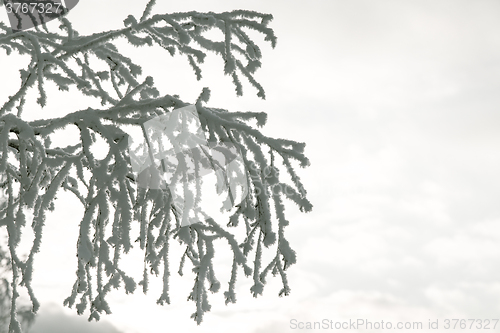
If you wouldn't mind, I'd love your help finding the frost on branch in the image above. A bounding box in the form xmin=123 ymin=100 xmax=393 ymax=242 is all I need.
xmin=0 ymin=1 xmax=312 ymax=330
xmin=0 ymin=245 xmax=35 ymax=333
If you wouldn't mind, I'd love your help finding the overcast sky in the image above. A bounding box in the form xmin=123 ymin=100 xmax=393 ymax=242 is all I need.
xmin=2 ymin=0 xmax=500 ymax=332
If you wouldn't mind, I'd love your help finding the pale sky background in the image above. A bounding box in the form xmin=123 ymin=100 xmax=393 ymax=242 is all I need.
xmin=1 ymin=0 xmax=500 ymax=332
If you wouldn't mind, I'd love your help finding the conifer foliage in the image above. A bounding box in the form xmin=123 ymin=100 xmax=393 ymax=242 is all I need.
xmin=0 ymin=246 xmax=35 ymax=333
xmin=0 ymin=0 xmax=312 ymax=331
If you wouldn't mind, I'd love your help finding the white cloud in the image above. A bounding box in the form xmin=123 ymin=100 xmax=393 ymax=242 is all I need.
xmin=423 ymin=226 xmax=500 ymax=267
xmin=28 ymin=303 xmax=123 ymax=333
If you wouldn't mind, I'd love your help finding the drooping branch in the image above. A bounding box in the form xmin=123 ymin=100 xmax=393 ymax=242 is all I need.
xmin=0 ymin=3 xmax=312 ymax=330
xmin=0 ymin=8 xmax=277 ymax=117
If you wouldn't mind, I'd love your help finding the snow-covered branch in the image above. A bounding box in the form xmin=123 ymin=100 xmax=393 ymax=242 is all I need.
xmin=0 ymin=2 xmax=312 ymax=331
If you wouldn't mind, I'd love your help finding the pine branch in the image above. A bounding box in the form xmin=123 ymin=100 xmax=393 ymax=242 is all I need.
xmin=0 ymin=4 xmax=312 ymax=330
